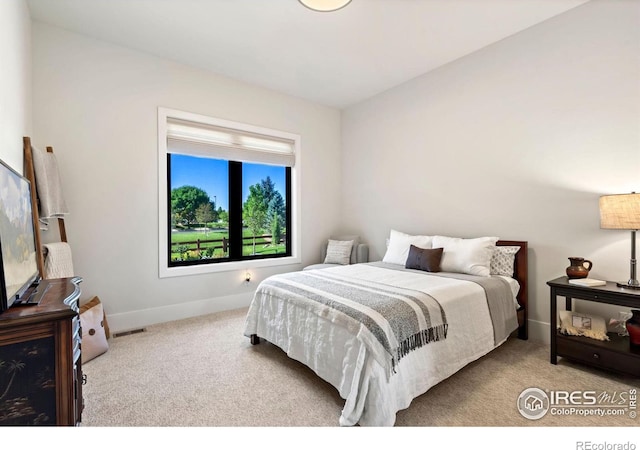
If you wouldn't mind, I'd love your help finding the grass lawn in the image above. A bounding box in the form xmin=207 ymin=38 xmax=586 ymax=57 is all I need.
xmin=170 ymin=228 xmax=286 ymax=260
xmin=171 ymin=230 xmax=228 ymax=243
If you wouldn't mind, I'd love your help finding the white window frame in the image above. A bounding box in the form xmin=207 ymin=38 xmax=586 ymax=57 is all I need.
xmin=158 ymin=107 xmax=301 ymax=278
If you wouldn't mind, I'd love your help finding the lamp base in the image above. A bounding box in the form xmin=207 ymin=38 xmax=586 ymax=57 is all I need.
xmin=616 ymin=280 xmax=640 ymax=290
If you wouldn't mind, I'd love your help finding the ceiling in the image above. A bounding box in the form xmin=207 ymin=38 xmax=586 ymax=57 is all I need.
xmin=26 ymin=0 xmax=590 ymax=109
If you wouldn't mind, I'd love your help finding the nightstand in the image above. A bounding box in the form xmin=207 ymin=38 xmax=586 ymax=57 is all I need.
xmin=547 ymin=276 xmax=640 ymax=377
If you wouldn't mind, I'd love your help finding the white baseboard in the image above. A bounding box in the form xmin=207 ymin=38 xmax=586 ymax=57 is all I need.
xmin=106 ymin=295 xmax=555 ymax=347
xmin=527 ymin=319 xmax=551 ymax=345
xmin=106 ymin=291 xmax=255 ymax=334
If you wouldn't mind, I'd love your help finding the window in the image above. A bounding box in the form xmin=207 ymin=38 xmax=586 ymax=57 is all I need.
xmin=158 ymin=108 xmax=300 ymax=277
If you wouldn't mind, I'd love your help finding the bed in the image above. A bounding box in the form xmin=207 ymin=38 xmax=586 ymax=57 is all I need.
xmin=243 ymin=235 xmax=528 ymax=426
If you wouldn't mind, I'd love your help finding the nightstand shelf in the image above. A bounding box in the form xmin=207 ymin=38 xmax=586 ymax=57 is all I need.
xmin=548 ymin=276 xmax=640 ymax=377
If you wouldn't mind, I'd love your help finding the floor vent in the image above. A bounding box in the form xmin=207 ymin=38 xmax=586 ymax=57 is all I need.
xmin=112 ymin=328 xmax=147 ymax=338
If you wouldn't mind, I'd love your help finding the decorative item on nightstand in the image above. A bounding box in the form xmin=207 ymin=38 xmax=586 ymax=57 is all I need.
xmin=565 ymin=257 xmax=592 ymax=279
xmin=558 ymin=310 xmax=609 ymax=341
xmin=625 ymin=309 xmax=640 ymax=346
xmin=608 ymin=311 xmax=632 ymax=336
xmin=599 ymin=192 xmax=640 ymax=289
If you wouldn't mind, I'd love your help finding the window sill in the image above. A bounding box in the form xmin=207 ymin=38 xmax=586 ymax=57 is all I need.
xmin=159 ymin=255 xmax=301 ymax=278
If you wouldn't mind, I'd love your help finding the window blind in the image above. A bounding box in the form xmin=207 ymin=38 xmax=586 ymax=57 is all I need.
xmin=166 ymin=118 xmax=295 ymax=167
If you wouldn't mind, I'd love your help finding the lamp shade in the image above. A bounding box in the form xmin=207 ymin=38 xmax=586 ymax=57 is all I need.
xmin=599 ymin=193 xmax=640 ymax=230
xmin=298 ymin=0 xmax=352 ymax=12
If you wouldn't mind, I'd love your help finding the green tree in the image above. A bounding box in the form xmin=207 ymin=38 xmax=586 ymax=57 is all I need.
xmin=243 ymin=184 xmax=267 ymax=255
xmin=270 ymin=215 xmax=282 ymax=250
xmin=171 ymin=185 xmax=210 ymax=227
xmin=195 ymin=202 xmax=215 ymax=229
xmin=267 ymin=191 xmax=285 ymax=233
xmin=218 ymin=209 xmax=229 ymax=224
xmin=261 ymin=177 xmax=276 ymax=205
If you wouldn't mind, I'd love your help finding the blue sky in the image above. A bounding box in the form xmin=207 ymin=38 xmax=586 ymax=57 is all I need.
xmin=170 ymin=154 xmax=285 ymax=211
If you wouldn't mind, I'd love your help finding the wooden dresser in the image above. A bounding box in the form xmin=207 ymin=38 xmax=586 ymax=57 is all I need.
xmin=0 ymin=277 xmax=83 ymax=426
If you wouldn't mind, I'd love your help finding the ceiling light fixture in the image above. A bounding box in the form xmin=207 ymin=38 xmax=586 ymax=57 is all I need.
xmin=298 ymin=0 xmax=352 ymax=12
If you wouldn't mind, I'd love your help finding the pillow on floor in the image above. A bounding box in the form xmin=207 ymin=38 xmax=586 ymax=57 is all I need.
xmin=80 ymin=297 xmax=110 ymax=363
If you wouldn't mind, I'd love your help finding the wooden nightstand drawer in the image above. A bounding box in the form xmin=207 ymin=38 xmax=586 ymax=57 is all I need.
xmin=556 ymin=334 xmax=640 ymax=377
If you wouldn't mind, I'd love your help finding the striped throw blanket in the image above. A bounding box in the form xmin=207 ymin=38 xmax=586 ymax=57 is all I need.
xmin=255 ymin=268 xmax=448 ymax=377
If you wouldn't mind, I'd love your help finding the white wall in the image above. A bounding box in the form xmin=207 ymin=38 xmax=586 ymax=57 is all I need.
xmin=341 ymin=0 xmax=640 ymax=342
xmin=0 ymin=0 xmax=32 ymax=172
xmin=32 ymin=23 xmax=342 ymax=332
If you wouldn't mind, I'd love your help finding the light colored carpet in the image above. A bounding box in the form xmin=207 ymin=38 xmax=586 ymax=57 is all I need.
xmin=81 ymin=307 xmax=639 ymax=427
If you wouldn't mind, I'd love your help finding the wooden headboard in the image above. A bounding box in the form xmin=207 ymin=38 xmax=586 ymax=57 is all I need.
xmin=496 ymin=240 xmax=528 ymax=340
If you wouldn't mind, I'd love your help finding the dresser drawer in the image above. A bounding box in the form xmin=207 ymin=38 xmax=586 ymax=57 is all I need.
xmin=557 ymin=335 xmax=640 ymax=377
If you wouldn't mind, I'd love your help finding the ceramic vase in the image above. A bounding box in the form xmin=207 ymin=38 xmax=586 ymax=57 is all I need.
xmin=566 ymin=257 xmax=593 ymax=279
xmin=626 ymin=310 xmax=640 ymax=347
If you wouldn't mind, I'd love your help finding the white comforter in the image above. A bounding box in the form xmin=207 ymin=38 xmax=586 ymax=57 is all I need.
xmin=243 ymin=263 xmax=518 ymax=426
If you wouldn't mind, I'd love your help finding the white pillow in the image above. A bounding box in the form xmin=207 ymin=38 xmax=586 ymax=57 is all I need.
xmin=432 ymin=235 xmax=499 ymax=277
xmin=324 ymin=239 xmax=354 ymax=265
xmin=382 ymin=229 xmax=433 ymax=265
xmin=490 ymin=246 xmax=520 ymax=277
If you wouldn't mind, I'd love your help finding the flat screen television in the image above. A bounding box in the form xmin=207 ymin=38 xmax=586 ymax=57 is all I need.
xmin=0 ymin=157 xmax=40 ymax=312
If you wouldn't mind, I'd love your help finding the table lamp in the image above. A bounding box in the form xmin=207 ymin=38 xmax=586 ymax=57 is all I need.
xmin=599 ymin=192 xmax=640 ymax=289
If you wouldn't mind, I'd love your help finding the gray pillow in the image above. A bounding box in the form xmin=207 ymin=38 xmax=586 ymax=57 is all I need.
xmin=324 ymin=239 xmax=354 ymax=265
xmin=329 ymin=234 xmax=360 ymax=263
xmin=405 ymin=245 xmax=443 ymax=272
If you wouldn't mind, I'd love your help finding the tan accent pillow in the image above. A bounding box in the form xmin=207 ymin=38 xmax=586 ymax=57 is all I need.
xmin=558 ymin=310 xmax=609 ymax=341
xmin=80 ymin=296 xmax=110 ymax=339
xmin=80 ymin=297 xmax=109 ymax=363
